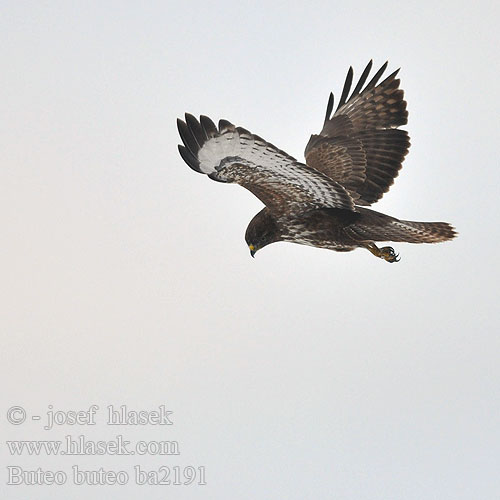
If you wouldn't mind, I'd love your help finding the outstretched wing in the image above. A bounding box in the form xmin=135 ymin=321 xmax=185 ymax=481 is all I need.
xmin=177 ymin=114 xmax=355 ymax=214
xmin=305 ymin=61 xmax=410 ymax=206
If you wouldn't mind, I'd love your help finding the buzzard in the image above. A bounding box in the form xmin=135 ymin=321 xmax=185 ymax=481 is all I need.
xmin=177 ymin=61 xmax=456 ymax=262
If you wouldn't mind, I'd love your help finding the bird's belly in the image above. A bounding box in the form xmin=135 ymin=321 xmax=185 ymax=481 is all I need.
xmin=280 ymin=225 xmax=355 ymax=252
xmin=287 ymin=237 xmax=355 ymax=252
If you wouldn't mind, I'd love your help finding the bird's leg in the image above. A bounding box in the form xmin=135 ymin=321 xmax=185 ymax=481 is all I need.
xmin=364 ymin=242 xmax=400 ymax=263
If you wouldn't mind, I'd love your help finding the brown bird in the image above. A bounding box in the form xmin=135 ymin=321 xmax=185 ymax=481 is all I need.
xmin=177 ymin=61 xmax=456 ymax=262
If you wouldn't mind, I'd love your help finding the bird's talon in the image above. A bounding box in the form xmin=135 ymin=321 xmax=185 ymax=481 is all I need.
xmin=380 ymin=246 xmax=400 ymax=263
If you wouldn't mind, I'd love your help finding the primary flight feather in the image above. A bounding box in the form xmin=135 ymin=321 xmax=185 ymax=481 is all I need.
xmin=177 ymin=61 xmax=456 ymax=262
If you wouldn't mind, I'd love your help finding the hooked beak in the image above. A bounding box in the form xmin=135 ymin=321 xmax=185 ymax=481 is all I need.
xmin=249 ymin=244 xmax=256 ymax=258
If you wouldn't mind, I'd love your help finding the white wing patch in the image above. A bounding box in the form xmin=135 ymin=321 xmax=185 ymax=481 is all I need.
xmin=178 ymin=114 xmax=355 ymax=212
xmin=198 ymin=127 xmax=293 ymax=174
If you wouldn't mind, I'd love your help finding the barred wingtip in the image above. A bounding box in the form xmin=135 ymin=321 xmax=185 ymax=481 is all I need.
xmin=332 ymin=60 xmax=400 ymax=114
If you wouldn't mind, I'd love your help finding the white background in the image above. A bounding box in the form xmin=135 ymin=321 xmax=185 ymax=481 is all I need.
xmin=2 ymin=1 xmax=499 ymax=498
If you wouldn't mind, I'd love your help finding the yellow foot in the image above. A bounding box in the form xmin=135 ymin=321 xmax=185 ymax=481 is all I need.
xmin=365 ymin=243 xmax=401 ymax=263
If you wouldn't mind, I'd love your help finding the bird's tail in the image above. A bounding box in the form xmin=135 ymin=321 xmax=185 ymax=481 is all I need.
xmin=383 ymin=219 xmax=457 ymax=243
xmin=349 ymin=208 xmax=457 ymax=244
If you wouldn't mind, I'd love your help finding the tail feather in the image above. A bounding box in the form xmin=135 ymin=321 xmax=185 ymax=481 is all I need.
xmin=387 ymin=220 xmax=457 ymax=243
xmin=348 ymin=208 xmax=457 ymax=244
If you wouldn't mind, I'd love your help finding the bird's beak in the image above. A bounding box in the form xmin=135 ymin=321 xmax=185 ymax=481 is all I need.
xmin=249 ymin=244 xmax=256 ymax=258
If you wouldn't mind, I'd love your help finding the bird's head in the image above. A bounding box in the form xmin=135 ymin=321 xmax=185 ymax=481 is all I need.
xmin=245 ymin=208 xmax=281 ymax=258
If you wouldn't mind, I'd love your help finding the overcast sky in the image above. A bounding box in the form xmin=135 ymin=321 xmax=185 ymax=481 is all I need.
xmin=2 ymin=1 xmax=500 ymax=499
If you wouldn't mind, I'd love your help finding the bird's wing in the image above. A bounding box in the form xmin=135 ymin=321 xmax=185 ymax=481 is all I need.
xmin=304 ymin=61 xmax=410 ymax=206
xmin=178 ymin=114 xmax=355 ymax=214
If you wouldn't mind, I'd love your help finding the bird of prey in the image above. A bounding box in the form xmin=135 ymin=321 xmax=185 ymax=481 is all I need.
xmin=177 ymin=61 xmax=456 ymax=263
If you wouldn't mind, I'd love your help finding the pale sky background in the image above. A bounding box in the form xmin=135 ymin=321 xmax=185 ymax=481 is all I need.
xmin=2 ymin=1 xmax=500 ymax=499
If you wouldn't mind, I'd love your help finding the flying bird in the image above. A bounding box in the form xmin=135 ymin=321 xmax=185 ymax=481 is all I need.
xmin=177 ymin=61 xmax=456 ymax=262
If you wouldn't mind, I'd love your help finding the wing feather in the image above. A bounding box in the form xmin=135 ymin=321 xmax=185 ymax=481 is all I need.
xmin=350 ymin=60 xmax=373 ymax=97
xmin=178 ymin=114 xmax=354 ymax=213
xmin=364 ymin=61 xmax=389 ymax=91
xmin=176 ymin=119 xmax=198 ymax=158
xmin=199 ymin=115 xmax=218 ymax=139
xmin=305 ymin=62 xmax=409 ymax=205
xmin=178 ymin=144 xmax=201 ymax=173
xmin=337 ymin=66 xmax=353 ymax=110
xmin=325 ymin=92 xmax=334 ymax=121
xmin=185 ymin=113 xmax=205 ymax=146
